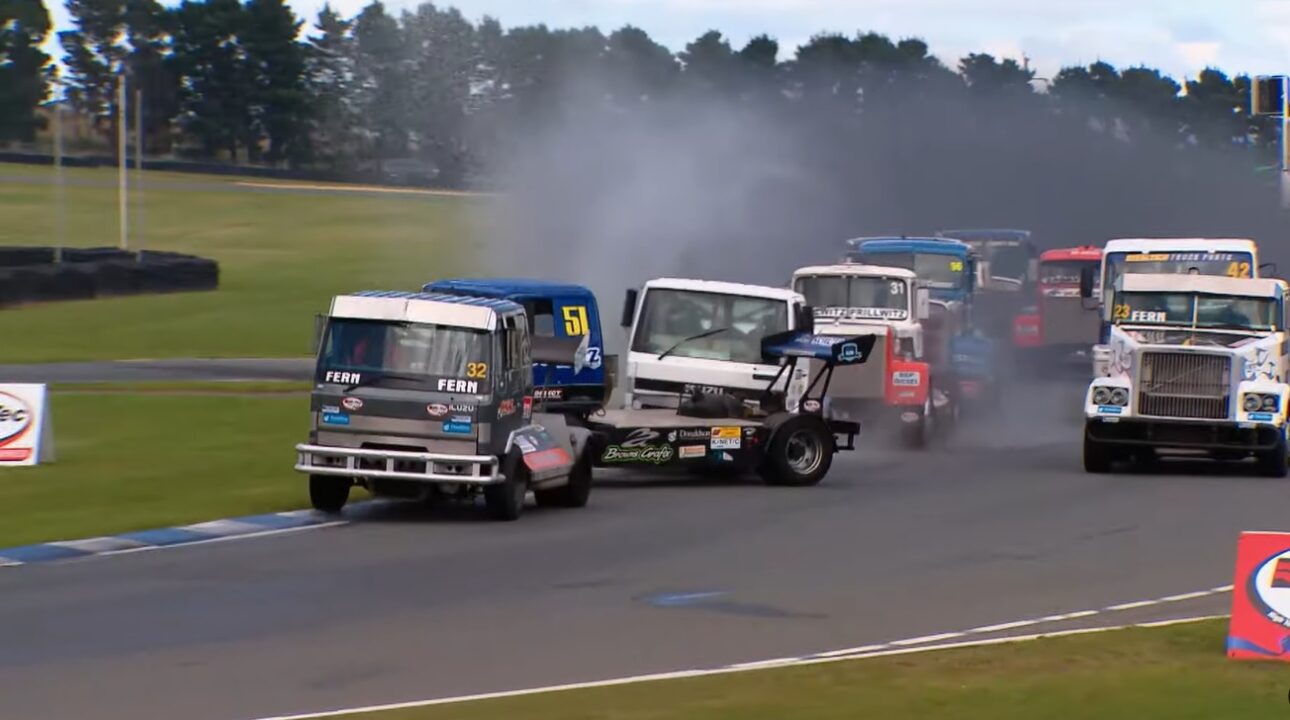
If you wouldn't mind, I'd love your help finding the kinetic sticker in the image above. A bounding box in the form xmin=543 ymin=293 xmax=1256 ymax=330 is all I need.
xmin=711 ymin=426 xmax=741 ymax=450
xmin=1228 ymin=532 xmax=1290 ymax=660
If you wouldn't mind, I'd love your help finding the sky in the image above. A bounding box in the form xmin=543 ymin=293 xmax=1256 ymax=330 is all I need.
xmin=41 ymin=0 xmax=1290 ymax=84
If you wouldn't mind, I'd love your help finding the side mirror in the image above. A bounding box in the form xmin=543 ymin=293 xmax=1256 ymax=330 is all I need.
xmin=1079 ymin=266 xmax=1095 ymax=298
xmin=915 ymin=287 xmax=930 ymax=320
xmin=620 ymin=288 xmax=638 ymax=328
xmin=1028 ymin=258 xmax=1039 ymax=284
xmin=797 ymin=304 xmax=816 ymax=335
xmin=312 ymin=314 xmax=326 ymax=355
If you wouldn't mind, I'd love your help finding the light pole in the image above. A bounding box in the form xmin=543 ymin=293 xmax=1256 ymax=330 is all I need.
xmin=52 ymin=82 xmax=66 ymax=258
xmin=117 ymin=71 xmax=128 ymax=250
xmin=1251 ymin=74 xmax=1290 ymax=209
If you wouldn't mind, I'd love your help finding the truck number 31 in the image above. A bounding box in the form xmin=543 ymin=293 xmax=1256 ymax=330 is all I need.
xmin=563 ymin=306 xmax=590 ymax=335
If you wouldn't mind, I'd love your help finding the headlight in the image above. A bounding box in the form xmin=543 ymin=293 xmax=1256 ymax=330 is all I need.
xmin=1243 ymin=393 xmax=1261 ymax=412
xmin=1093 ymin=387 xmax=1111 ymax=405
xmin=1109 ymin=388 xmax=1128 ymax=406
xmin=1263 ymin=394 xmax=1280 ymax=412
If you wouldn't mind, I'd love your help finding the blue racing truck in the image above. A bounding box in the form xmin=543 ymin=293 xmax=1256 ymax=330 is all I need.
xmin=422 ymin=278 xmax=613 ymax=417
xmin=844 ymin=236 xmax=998 ymax=410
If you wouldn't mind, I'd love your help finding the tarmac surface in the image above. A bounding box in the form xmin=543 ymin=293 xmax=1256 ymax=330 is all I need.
xmin=0 ymin=375 xmax=1271 ymax=720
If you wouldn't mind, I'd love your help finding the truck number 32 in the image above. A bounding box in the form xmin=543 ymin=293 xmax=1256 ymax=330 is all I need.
xmin=563 ymin=306 xmax=590 ymax=336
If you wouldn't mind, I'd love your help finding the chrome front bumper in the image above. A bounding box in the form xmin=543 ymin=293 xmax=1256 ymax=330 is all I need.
xmin=294 ymin=443 xmax=503 ymax=484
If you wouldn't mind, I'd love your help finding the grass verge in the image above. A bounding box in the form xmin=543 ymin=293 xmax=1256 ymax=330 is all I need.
xmin=0 ymin=163 xmax=484 ymax=363
xmin=326 ymin=619 xmax=1284 ymax=720
xmin=0 ymin=386 xmax=315 ymax=547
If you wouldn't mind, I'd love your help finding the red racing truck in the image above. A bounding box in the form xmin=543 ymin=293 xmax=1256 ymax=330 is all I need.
xmin=1012 ymin=246 xmax=1102 ymax=374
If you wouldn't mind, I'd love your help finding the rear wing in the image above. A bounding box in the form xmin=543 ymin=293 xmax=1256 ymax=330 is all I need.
xmin=760 ymin=330 xmax=878 ymax=366
xmin=530 ymin=335 xmax=586 ymax=367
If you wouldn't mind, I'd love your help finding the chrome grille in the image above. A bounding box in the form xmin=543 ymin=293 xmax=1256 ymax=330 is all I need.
xmin=1136 ymin=351 xmax=1230 ymax=420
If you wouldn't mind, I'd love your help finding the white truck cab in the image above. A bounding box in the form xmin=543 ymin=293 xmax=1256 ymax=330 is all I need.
xmin=1084 ymin=273 xmax=1290 ymax=476
xmin=620 ymin=278 xmax=812 ymax=411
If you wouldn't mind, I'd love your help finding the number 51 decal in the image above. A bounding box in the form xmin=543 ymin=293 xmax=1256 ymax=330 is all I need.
xmin=563 ymin=305 xmax=589 ymax=336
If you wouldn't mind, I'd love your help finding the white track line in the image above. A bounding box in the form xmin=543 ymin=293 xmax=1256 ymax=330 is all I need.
xmin=248 ymin=598 xmax=1231 ymax=720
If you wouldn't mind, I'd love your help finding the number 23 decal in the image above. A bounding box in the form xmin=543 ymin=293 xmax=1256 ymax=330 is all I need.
xmin=1112 ymin=304 xmax=1130 ymax=320
xmin=467 ymin=362 xmax=488 ymax=379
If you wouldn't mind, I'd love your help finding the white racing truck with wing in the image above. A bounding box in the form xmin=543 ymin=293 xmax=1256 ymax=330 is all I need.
xmin=1084 ymin=273 xmax=1290 ymax=476
xmin=619 ymin=278 xmax=813 ymax=412
xmin=790 ymin=263 xmax=948 ymax=447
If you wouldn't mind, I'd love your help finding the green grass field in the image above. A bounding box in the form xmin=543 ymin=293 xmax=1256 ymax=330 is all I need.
xmin=328 ymin=619 xmax=1282 ymax=720
xmin=0 ymin=384 xmax=331 ymax=547
xmin=0 ymin=164 xmax=485 ymax=363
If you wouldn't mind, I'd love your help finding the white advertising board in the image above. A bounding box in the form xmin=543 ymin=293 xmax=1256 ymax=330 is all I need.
xmin=0 ymin=384 xmax=53 ymax=466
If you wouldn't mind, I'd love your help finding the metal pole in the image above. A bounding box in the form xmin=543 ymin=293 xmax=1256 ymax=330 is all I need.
xmin=117 ymin=74 xmax=128 ymax=250
xmin=53 ymin=99 xmax=65 ymax=259
xmin=1281 ymin=75 xmax=1290 ymax=210
xmin=134 ymin=87 xmax=143 ymax=248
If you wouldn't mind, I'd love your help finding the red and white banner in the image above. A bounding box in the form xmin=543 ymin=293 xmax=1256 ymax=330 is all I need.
xmin=1227 ymin=531 xmax=1290 ymax=660
xmin=0 ymin=384 xmax=53 ymax=467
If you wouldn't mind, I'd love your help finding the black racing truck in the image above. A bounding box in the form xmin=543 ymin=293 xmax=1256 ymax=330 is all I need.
xmin=582 ymin=327 xmax=878 ymax=485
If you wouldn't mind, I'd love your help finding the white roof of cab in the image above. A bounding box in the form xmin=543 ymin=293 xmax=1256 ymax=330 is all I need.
xmin=329 ymin=292 xmax=508 ymax=331
xmin=644 ymin=277 xmax=802 ymax=302
xmin=793 ymin=264 xmax=918 ymax=280
xmin=1119 ymin=273 xmax=1285 ymax=298
xmin=1104 ymin=237 xmax=1258 ymax=254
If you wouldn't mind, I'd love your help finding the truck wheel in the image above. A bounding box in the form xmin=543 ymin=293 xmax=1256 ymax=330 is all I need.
xmin=901 ymin=400 xmax=931 ymax=449
xmin=534 ymin=450 xmax=593 ymax=508
xmin=1083 ymin=432 xmax=1111 ymax=474
xmin=1258 ymin=431 xmax=1288 ymax=478
xmin=761 ymin=416 xmax=833 ymax=486
xmin=309 ymin=475 xmax=350 ymax=514
xmin=485 ymin=451 xmax=528 ymax=521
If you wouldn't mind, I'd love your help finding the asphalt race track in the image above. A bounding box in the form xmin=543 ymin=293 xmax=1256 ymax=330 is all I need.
xmin=0 ymin=376 xmax=1278 ymax=720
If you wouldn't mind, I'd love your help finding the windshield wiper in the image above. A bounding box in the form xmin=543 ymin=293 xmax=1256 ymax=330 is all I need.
xmin=657 ymin=326 xmax=731 ymax=360
xmin=341 ymin=372 xmax=427 ymax=393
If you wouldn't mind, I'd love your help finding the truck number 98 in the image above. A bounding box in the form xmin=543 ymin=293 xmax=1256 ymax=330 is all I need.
xmin=563 ymin=306 xmax=589 ymax=336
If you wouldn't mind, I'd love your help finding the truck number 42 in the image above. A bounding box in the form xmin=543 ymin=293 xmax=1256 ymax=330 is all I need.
xmin=563 ymin=306 xmax=589 ymax=336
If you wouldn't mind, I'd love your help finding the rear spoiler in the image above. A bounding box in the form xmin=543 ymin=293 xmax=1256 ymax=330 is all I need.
xmin=760 ymin=330 xmax=878 ymax=365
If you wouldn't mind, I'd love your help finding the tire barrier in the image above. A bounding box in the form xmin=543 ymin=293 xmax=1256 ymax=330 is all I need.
xmin=0 ymin=247 xmax=219 ymax=308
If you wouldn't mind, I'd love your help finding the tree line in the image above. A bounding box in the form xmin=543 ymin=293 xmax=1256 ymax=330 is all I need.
xmin=0 ymin=0 xmax=1281 ymax=187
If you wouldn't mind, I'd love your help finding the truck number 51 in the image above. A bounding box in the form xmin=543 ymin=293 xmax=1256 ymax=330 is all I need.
xmin=563 ymin=306 xmax=589 ymax=335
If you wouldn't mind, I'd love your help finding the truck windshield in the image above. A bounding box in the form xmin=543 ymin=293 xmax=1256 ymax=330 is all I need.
xmin=985 ymin=243 xmax=1029 ymax=282
xmin=318 ymin=318 xmax=492 ymax=386
xmin=630 ymin=288 xmax=788 ymax=364
xmin=1103 ymin=251 xmax=1255 ymax=305
xmin=856 ymin=252 xmax=965 ymax=290
xmin=794 ymin=275 xmax=910 ymax=320
xmin=1042 ymin=261 xmax=1097 ymax=284
xmin=1113 ymin=291 xmax=1278 ymax=331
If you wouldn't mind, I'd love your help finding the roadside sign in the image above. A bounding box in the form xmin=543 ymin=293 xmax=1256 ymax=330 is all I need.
xmin=1227 ymin=531 xmax=1290 ymax=660
xmin=0 ymin=384 xmax=54 ymax=466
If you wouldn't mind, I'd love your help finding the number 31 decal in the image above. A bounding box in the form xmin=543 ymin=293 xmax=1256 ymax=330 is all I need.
xmin=467 ymin=362 xmax=488 ymax=379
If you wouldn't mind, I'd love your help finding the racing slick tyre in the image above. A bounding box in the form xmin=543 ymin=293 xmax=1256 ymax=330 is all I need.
xmin=486 ymin=450 xmax=529 ymax=521
xmin=309 ymin=475 xmax=350 ymax=514
xmin=1082 ymin=432 xmax=1111 ymax=474
xmin=1258 ymin=430 xmax=1289 ymax=478
xmin=534 ymin=449 xmax=593 ymax=508
xmin=761 ymin=415 xmax=833 ymax=487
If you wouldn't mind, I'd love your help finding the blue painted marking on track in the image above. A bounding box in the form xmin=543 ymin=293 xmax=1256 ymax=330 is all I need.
xmin=644 ymin=591 xmax=728 ymax=608
xmin=0 ymin=507 xmax=346 ymax=568
xmin=0 ymin=544 xmax=93 ymax=563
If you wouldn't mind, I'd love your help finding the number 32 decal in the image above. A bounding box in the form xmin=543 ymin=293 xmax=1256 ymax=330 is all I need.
xmin=467 ymin=362 xmax=488 ymax=379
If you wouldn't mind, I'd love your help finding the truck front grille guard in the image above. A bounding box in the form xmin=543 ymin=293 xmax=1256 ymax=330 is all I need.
xmin=1135 ymin=351 xmax=1231 ymax=421
xmin=295 ymin=443 xmax=504 ymax=484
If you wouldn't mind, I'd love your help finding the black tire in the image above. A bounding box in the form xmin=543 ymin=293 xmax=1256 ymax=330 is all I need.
xmin=309 ymin=475 xmax=350 ymax=514
xmin=901 ymin=401 xmax=931 ymax=449
xmin=761 ymin=416 xmax=834 ymax=487
xmin=1259 ymin=431 xmax=1288 ymax=478
xmin=485 ymin=451 xmax=528 ymax=521
xmin=534 ymin=448 xmax=593 ymax=508
xmin=1083 ymin=431 xmax=1111 ymax=473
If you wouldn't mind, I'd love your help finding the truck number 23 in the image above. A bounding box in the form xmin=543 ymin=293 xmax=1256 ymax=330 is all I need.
xmin=563 ymin=306 xmax=590 ymax=336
